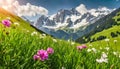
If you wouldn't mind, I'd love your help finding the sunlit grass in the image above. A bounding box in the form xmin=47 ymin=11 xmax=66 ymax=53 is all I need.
xmin=0 ymin=19 xmax=120 ymax=69
xmin=0 ymin=8 xmax=120 ymax=69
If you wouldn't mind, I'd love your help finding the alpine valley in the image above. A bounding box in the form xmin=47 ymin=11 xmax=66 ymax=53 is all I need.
xmin=1 ymin=0 xmax=120 ymax=69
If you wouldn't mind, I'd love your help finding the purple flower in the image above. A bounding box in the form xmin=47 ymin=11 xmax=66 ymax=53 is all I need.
xmin=77 ymin=46 xmax=83 ymax=50
xmin=2 ymin=19 xmax=11 ymax=27
xmin=47 ymin=47 xmax=54 ymax=54
xmin=82 ymin=45 xmax=87 ymax=49
xmin=33 ymin=55 xmax=40 ymax=60
xmin=37 ymin=49 xmax=48 ymax=61
xmin=77 ymin=45 xmax=87 ymax=50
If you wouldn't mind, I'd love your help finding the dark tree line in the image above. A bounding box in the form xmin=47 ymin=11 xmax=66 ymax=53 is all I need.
xmin=111 ymin=31 xmax=120 ymax=38
xmin=117 ymin=18 xmax=120 ymax=21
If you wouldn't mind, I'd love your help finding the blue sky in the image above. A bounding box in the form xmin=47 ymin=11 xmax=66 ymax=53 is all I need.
xmin=18 ymin=0 xmax=120 ymax=15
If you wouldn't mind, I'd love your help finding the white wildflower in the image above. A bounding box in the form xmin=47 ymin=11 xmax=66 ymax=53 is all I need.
xmin=96 ymin=59 xmax=103 ymax=63
xmin=67 ymin=39 xmax=70 ymax=42
xmin=42 ymin=34 xmax=46 ymax=36
xmin=53 ymin=39 xmax=57 ymax=42
xmin=114 ymin=40 xmax=117 ymax=43
xmin=96 ymin=58 xmax=108 ymax=63
xmin=62 ymin=67 xmax=66 ymax=69
xmin=105 ymin=38 xmax=110 ymax=42
xmin=31 ymin=31 xmax=37 ymax=36
xmin=113 ymin=52 xmax=118 ymax=56
xmin=92 ymin=48 xmax=97 ymax=53
xmin=14 ymin=22 xmax=20 ymax=26
xmin=102 ymin=52 xmax=108 ymax=58
xmin=96 ymin=53 xmax=108 ymax=63
xmin=71 ymin=42 xmax=75 ymax=45
xmin=103 ymin=58 xmax=108 ymax=63
xmin=87 ymin=49 xmax=92 ymax=52
xmin=105 ymin=47 xmax=109 ymax=51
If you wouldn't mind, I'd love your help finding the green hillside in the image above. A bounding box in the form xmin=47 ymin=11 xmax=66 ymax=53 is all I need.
xmin=91 ymin=11 xmax=120 ymax=39
xmin=0 ymin=7 xmax=44 ymax=33
xmin=85 ymin=10 xmax=120 ymax=50
xmin=90 ymin=25 xmax=120 ymax=42
xmin=76 ymin=8 xmax=120 ymax=43
xmin=91 ymin=26 xmax=120 ymax=39
xmin=0 ymin=8 xmax=120 ymax=69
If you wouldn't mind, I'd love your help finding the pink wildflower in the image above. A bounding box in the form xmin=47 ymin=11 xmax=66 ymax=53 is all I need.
xmin=33 ymin=55 xmax=40 ymax=60
xmin=77 ymin=45 xmax=87 ymax=50
xmin=47 ymin=47 xmax=54 ymax=54
xmin=2 ymin=19 xmax=11 ymax=27
xmin=77 ymin=46 xmax=83 ymax=50
xmin=37 ymin=49 xmax=48 ymax=61
xmin=82 ymin=45 xmax=87 ymax=48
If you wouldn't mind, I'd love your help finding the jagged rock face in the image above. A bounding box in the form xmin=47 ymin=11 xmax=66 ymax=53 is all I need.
xmin=54 ymin=10 xmax=71 ymax=23
xmin=71 ymin=8 xmax=81 ymax=15
xmin=66 ymin=18 xmax=73 ymax=27
xmin=34 ymin=15 xmax=47 ymax=27
xmin=45 ymin=19 xmax=56 ymax=26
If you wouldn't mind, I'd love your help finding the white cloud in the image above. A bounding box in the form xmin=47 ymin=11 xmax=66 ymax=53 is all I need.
xmin=16 ymin=3 xmax=48 ymax=16
xmin=0 ymin=0 xmax=15 ymax=13
xmin=75 ymin=4 xmax=88 ymax=15
xmin=0 ymin=0 xmax=15 ymax=6
xmin=0 ymin=0 xmax=48 ymax=17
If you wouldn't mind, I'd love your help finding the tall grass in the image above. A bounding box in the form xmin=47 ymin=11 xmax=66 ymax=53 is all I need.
xmin=0 ymin=21 xmax=120 ymax=69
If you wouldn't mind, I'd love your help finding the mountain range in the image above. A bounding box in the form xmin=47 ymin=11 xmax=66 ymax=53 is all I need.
xmin=32 ymin=4 xmax=114 ymax=40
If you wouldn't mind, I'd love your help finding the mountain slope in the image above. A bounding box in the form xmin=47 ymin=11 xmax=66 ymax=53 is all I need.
xmin=0 ymin=7 xmax=44 ymax=33
xmin=76 ymin=7 xmax=120 ymax=43
xmin=90 ymin=12 xmax=120 ymax=41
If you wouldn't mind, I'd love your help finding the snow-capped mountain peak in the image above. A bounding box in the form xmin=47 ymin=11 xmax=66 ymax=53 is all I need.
xmin=34 ymin=4 xmax=113 ymax=30
xmin=33 ymin=4 xmax=114 ymax=40
xmin=75 ymin=4 xmax=88 ymax=15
